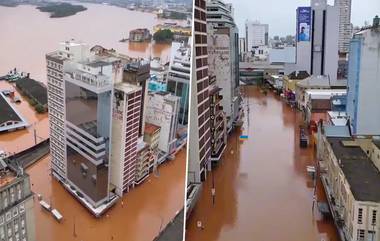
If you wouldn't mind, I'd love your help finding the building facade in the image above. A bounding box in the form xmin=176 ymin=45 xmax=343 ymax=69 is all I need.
xmin=47 ymin=41 xmax=148 ymax=216
xmin=167 ymin=42 xmax=191 ymax=126
xmin=0 ymin=161 xmax=35 ymax=241
xmin=335 ymin=0 xmax=352 ymax=54
xmin=319 ymin=134 xmax=380 ymax=241
xmin=346 ymin=18 xmax=380 ymax=135
xmin=188 ymin=0 xmax=211 ymax=184
xmin=145 ymin=91 xmax=180 ymax=156
xmin=245 ymin=20 xmax=269 ymax=51
xmin=209 ymin=76 xmax=227 ymax=161
xmin=295 ymin=0 xmax=339 ymax=81
xmin=207 ymin=0 xmax=241 ymax=132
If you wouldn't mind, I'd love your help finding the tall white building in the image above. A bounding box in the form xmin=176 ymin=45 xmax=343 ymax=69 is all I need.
xmin=46 ymin=40 xmax=149 ymax=216
xmin=245 ymin=20 xmax=269 ymax=51
xmin=346 ymin=17 xmax=380 ymax=135
xmin=335 ymin=0 xmax=352 ymax=54
xmin=207 ymin=0 xmax=241 ymax=132
xmin=295 ymin=0 xmax=339 ymax=81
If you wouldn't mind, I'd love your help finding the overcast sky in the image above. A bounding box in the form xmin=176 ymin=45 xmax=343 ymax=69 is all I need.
xmin=227 ymin=0 xmax=380 ymax=36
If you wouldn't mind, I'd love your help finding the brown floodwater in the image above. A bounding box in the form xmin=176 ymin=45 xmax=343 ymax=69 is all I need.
xmin=186 ymin=86 xmax=339 ymax=241
xmin=0 ymin=3 xmax=181 ymax=84
xmin=0 ymin=3 xmax=182 ymax=152
xmin=27 ymin=149 xmax=185 ymax=241
xmin=0 ymin=81 xmax=49 ymax=153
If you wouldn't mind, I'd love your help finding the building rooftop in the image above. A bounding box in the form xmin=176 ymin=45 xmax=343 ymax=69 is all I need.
xmin=86 ymin=60 xmax=112 ymax=68
xmin=327 ymin=137 xmax=380 ymax=202
xmin=145 ymin=123 xmax=161 ymax=135
xmin=113 ymin=82 xmax=141 ymax=94
xmin=297 ymin=75 xmax=347 ymax=89
xmin=16 ymin=77 xmax=48 ymax=105
xmin=0 ymin=92 xmax=22 ymax=125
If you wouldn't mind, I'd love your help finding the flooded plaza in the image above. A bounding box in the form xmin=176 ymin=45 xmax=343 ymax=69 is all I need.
xmin=186 ymin=85 xmax=339 ymax=241
xmin=27 ymin=149 xmax=185 ymax=241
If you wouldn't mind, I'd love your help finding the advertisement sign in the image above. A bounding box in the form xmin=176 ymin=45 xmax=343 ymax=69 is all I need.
xmin=297 ymin=7 xmax=311 ymax=42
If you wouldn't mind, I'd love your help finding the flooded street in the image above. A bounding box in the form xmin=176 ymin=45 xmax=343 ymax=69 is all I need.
xmin=186 ymin=86 xmax=339 ymax=241
xmin=27 ymin=149 xmax=186 ymax=241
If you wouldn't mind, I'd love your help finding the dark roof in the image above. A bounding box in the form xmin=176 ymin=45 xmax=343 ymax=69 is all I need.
xmin=327 ymin=137 xmax=380 ymax=202
xmin=153 ymin=209 xmax=184 ymax=241
xmin=373 ymin=139 xmax=380 ymax=150
xmin=311 ymin=99 xmax=331 ymax=111
xmin=16 ymin=78 xmax=47 ymax=105
xmin=0 ymin=94 xmax=21 ymax=125
xmin=288 ymin=71 xmax=310 ymax=80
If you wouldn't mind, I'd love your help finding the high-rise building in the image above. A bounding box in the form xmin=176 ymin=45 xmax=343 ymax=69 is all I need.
xmin=188 ymin=0 xmax=211 ymax=184
xmin=145 ymin=91 xmax=180 ymax=158
xmin=346 ymin=16 xmax=380 ymax=135
xmin=295 ymin=0 xmax=339 ymax=81
xmin=0 ymin=159 xmax=35 ymax=241
xmin=167 ymin=42 xmax=191 ymax=126
xmin=239 ymin=37 xmax=246 ymax=60
xmin=245 ymin=20 xmax=269 ymax=51
xmin=207 ymin=0 xmax=241 ymax=132
xmin=209 ymin=76 xmax=227 ymax=161
xmin=335 ymin=0 xmax=352 ymax=54
xmin=46 ymin=41 xmax=149 ymax=216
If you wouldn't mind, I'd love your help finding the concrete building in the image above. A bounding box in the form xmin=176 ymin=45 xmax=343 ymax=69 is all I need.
xmin=145 ymin=91 xmax=180 ymax=157
xmin=319 ymin=131 xmax=380 ymax=241
xmin=295 ymin=0 xmax=340 ymax=81
xmin=167 ymin=42 xmax=191 ymax=125
xmin=187 ymin=0 xmax=210 ymax=218
xmin=245 ymin=20 xmax=269 ymax=51
xmin=207 ymin=0 xmax=242 ymax=132
xmin=111 ymin=83 xmax=143 ymax=195
xmin=209 ymin=76 xmax=227 ymax=161
xmin=129 ymin=28 xmax=151 ymax=42
xmin=143 ymin=123 xmax=161 ymax=169
xmin=135 ymin=137 xmax=150 ymax=184
xmin=238 ymin=37 xmax=246 ymax=60
xmin=346 ymin=17 xmax=380 ymax=136
xmin=335 ymin=0 xmax=352 ymax=54
xmin=47 ymin=41 xmax=149 ymax=216
xmin=0 ymin=159 xmax=35 ymax=241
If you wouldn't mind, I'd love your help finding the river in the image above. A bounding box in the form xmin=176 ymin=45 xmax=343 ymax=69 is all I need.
xmin=0 ymin=3 xmax=179 ymax=84
xmin=0 ymin=3 xmax=181 ymax=153
xmin=186 ymin=86 xmax=339 ymax=241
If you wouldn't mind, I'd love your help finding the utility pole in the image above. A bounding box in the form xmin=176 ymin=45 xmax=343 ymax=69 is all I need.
xmin=34 ymin=128 xmax=37 ymax=145
xmin=73 ymin=215 xmax=77 ymax=237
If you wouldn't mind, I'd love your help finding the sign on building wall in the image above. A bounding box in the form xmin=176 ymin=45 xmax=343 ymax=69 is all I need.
xmin=297 ymin=7 xmax=311 ymax=42
xmin=208 ymin=30 xmax=231 ymax=82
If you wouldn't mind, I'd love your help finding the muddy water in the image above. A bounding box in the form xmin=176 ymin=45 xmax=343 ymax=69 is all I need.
xmin=186 ymin=86 xmax=339 ymax=241
xmin=27 ymin=148 xmax=186 ymax=241
xmin=0 ymin=81 xmax=49 ymax=153
xmin=0 ymin=4 xmax=179 ymax=84
xmin=0 ymin=3 xmax=180 ymax=152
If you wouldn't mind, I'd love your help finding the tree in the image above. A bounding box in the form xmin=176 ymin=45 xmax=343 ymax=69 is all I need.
xmin=35 ymin=104 xmax=45 ymax=113
xmin=153 ymin=29 xmax=174 ymax=43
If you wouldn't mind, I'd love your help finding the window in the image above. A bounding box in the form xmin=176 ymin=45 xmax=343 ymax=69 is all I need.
xmin=358 ymin=208 xmax=363 ymax=224
xmin=357 ymin=229 xmax=365 ymax=241
xmin=372 ymin=210 xmax=377 ymax=226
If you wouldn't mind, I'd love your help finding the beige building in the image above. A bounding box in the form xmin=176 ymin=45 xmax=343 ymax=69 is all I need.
xmin=0 ymin=160 xmax=35 ymax=241
xmin=135 ymin=138 xmax=150 ymax=184
xmin=143 ymin=123 xmax=161 ymax=170
xmin=319 ymin=132 xmax=380 ymax=241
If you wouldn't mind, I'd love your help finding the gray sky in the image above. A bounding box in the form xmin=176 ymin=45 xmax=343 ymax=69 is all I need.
xmin=227 ymin=0 xmax=380 ymax=36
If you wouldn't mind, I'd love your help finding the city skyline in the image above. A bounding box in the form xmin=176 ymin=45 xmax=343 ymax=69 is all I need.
xmin=228 ymin=0 xmax=380 ymax=36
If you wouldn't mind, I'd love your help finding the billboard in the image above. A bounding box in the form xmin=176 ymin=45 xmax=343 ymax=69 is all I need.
xmin=297 ymin=7 xmax=311 ymax=42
